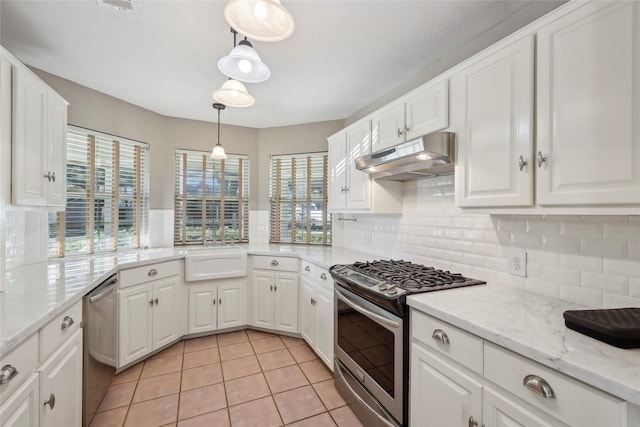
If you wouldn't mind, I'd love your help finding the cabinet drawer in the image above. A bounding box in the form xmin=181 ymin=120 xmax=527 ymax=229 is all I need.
xmin=411 ymin=310 xmax=483 ymax=374
xmin=120 ymin=260 xmax=182 ymax=288
xmin=40 ymin=300 xmax=82 ymax=362
xmin=252 ymin=256 xmax=298 ymax=272
xmin=0 ymin=334 xmax=38 ymax=404
xmin=484 ymin=342 xmax=626 ymax=427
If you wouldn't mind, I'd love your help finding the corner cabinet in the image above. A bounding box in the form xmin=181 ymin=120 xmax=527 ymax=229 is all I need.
xmin=8 ymin=48 xmax=68 ymax=208
xmin=251 ymin=256 xmax=299 ymax=333
xmin=188 ymin=277 xmax=247 ymax=334
xmin=327 ymin=121 xmax=402 ymax=214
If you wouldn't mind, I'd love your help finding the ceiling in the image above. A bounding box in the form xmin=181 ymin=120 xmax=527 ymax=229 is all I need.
xmin=1 ymin=1 xmax=557 ymax=129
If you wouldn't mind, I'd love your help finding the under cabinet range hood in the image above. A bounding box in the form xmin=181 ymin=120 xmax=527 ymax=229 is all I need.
xmin=355 ymin=132 xmax=456 ymax=181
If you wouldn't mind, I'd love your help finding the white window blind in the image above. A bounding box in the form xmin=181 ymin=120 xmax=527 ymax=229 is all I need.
xmin=174 ymin=150 xmax=249 ymax=245
xmin=48 ymin=126 xmax=149 ymax=257
xmin=269 ymin=152 xmax=331 ymax=245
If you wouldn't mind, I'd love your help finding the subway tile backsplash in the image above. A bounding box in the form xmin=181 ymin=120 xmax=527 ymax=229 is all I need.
xmin=335 ymin=175 xmax=640 ymax=308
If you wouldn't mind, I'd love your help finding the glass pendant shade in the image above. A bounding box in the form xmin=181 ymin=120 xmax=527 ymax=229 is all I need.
xmin=224 ymin=0 xmax=295 ymax=42
xmin=210 ymin=144 xmax=227 ymax=160
xmin=213 ymin=79 xmax=255 ymax=108
xmin=217 ymin=40 xmax=271 ymax=83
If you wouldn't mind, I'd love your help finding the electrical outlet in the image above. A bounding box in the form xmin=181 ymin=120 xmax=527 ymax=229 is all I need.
xmin=364 ymin=231 xmax=372 ymax=246
xmin=509 ymin=250 xmax=527 ymax=277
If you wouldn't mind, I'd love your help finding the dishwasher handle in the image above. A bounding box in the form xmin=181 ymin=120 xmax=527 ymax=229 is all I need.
xmin=89 ymin=281 xmax=117 ymax=304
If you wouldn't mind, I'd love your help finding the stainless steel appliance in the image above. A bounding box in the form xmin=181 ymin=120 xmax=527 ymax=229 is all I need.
xmin=83 ymin=274 xmax=118 ymax=427
xmin=330 ymin=260 xmax=485 ymax=427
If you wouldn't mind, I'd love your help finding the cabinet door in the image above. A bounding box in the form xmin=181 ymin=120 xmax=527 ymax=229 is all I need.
xmin=273 ymin=272 xmax=299 ymax=333
xmin=153 ymin=276 xmax=182 ymax=350
xmin=315 ymin=287 xmax=334 ymax=370
xmin=536 ymin=1 xmax=640 ymax=205
xmin=39 ymin=329 xmax=82 ymax=427
xmin=410 ymin=343 xmax=482 ymax=427
xmin=345 ymin=121 xmax=371 ymax=210
xmin=300 ymin=278 xmax=317 ymax=347
xmin=456 ymin=35 xmax=534 ymax=207
xmin=188 ymin=285 xmax=217 ymax=334
xmin=371 ymin=102 xmax=405 ymax=151
xmin=0 ymin=373 xmax=39 ymax=427
xmin=118 ymin=284 xmax=153 ymax=367
xmin=252 ymin=271 xmax=275 ymax=329
xmin=405 ymin=79 xmax=448 ymax=140
xmin=218 ymin=282 xmax=246 ymax=329
xmin=483 ymin=387 xmax=565 ymax=427
xmin=327 ymin=132 xmax=346 ymax=211
xmin=45 ymin=93 xmax=67 ymax=207
xmin=12 ymin=67 xmax=48 ymax=206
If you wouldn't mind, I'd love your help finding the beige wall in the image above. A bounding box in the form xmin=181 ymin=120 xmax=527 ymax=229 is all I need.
xmin=32 ymin=68 xmax=341 ymax=211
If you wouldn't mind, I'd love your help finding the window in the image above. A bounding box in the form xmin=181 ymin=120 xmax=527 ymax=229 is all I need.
xmin=48 ymin=126 xmax=149 ymax=257
xmin=174 ymin=150 xmax=249 ymax=245
xmin=269 ymin=152 xmax=331 ymax=245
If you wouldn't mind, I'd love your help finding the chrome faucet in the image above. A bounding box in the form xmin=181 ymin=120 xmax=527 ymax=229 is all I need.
xmin=204 ymin=229 xmax=217 ymax=247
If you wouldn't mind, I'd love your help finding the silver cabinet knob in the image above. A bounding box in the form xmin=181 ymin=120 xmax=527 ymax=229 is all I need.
xmin=396 ymin=128 xmax=403 ymax=138
xmin=51 ymin=171 xmax=56 ymax=182
xmin=43 ymin=393 xmax=56 ymax=409
xmin=523 ymin=374 xmax=555 ymax=399
xmin=270 ymin=260 xmax=279 ymax=266
xmin=536 ymin=151 xmax=547 ymax=168
xmin=405 ymin=125 xmax=410 ymax=133
xmin=43 ymin=171 xmax=52 ymax=182
xmin=274 ymin=285 xmax=278 ymax=291
xmin=468 ymin=415 xmax=478 ymax=427
xmin=154 ymin=298 xmax=159 ymax=305
xmin=213 ymin=298 xmax=216 ymax=305
xmin=60 ymin=316 xmax=74 ymax=330
xmin=518 ymin=156 xmax=527 ymax=171
xmin=0 ymin=364 xmax=18 ymax=384
xmin=320 ymin=273 xmax=327 ymax=280
xmin=270 ymin=285 xmax=274 ymax=291
xmin=219 ymin=298 xmax=222 ymax=305
xmin=431 ymin=329 xmax=450 ymax=345
xmin=148 ymin=268 xmax=158 ymax=276
xmin=305 ymin=265 xmax=311 ymax=272
xmin=148 ymin=299 xmax=154 ymax=306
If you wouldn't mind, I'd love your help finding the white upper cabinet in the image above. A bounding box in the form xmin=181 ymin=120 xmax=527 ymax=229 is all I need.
xmin=455 ymin=35 xmax=534 ymax=207
xmin=371 ymin=79 xmax=449 ymax=152
xmin=10 ymin=52 xmax=68 ymax=208
xmin=536 ymin=0 xmax=640 ymax=206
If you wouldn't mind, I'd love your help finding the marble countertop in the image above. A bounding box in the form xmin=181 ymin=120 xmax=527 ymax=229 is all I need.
xmin=408 ymin=284 xmax=640 ymax=406
xmin=0 ymin=244 xmax=375 ymax=357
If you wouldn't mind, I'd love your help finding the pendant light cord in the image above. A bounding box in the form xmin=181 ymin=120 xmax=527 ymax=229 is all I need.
xmin=217 ymin=106 xmax=221 ymax=146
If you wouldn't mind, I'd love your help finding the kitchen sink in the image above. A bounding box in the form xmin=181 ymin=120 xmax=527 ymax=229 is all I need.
xmin=184 ymin=246 xmax=247 ymax=281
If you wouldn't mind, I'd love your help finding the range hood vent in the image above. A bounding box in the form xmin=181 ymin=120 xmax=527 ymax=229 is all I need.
xmin=355 ymin=132 xmax=456 ymax=181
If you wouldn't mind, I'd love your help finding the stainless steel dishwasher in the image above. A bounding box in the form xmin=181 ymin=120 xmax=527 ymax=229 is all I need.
xmin=83 ymin=274 xmax=118 ymax=427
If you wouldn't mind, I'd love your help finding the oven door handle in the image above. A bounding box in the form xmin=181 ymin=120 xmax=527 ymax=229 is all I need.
xmin=336 ymin=290 xmax=401 ymax=330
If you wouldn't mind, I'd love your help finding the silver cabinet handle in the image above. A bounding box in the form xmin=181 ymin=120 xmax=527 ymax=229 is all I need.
xmin=468 ymin=415 xmax=478 ymax=427
xmin=340 ymin=187 xmax=345 ymax=193
xmin=310 ymin=297 xmax=314 ymax=305
xmin=405 ymin=125 xmax=410 ymax=133
xmin=270 ymin=260 xmax=279 ymax=266
xmin=154 ymin=298 xmax=159 ymax=305
xmin=431 ymin=329 xmax=450 ymax=345
xmin=148 ymin=299 xmax=154 ymax=306
xmin=305 ymin=265 xmax=311 ymax=272
xmin=523 ymin=374 xmax=555 ymax=399
xmin=536 ymin=151 xmax=547 ymax=168
xmin=60 ymin=315 xmax=74 ymax=330
xmin=396 ymin=128 xmax=403 ymax=138
xmin=0 ymin=365 xmax=18 ymax=384
xmin=219 ymin=298 xmax=222 ymax=305
xmin=270 ymin=285 xmax=274 ymax=291
xmin=518 ymin=156 xmax=527 ymax=171
xmin=320 ymin=273 xmax=327 ymax=280
xmin=213 ymin=298 xmax=216 ymax=305
xmin=43 ymin=393 xmax=56 ymax=409
xmin=51 ymin=171 xmax=56 ymax=182
xmin=43 ymin=171 xmax=52 ymax=182
xmin=274 ymin=285 xmax=278 ymax=291
xmin=148 ymin=268 xmax=158 ymax=276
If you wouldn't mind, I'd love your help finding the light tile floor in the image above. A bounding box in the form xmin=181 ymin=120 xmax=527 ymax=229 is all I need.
xmin=89 ymin=329 xmax=364 ymax=427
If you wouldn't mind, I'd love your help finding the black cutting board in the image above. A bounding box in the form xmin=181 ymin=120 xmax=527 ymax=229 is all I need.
xmin=563 ymin=307 xmax=640 ymax=349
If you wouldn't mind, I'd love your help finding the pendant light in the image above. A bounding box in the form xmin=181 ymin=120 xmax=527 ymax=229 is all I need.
xmin=211 ymin=103 xmax=228 ymax=160
xmin=218 ymin=29 xmax=270 ymax=83
xmin=224 ymin=0 xmax=295 ymax=42
xmin=213 ymin=78 xmax=255 ymax=108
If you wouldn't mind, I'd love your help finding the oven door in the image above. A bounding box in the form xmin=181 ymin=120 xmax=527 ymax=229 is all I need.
xmin=334 ymin=285 xmax=404 ymax=425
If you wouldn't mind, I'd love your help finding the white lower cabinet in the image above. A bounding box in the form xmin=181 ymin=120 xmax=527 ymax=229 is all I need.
xmin=300 ymin=261 xmax=334 ymax=369
xmin=188 ymin=278 xmax=247 ymax=334
xmin=251 ymin=256 xmax=299 ymax=334
xmin=38 ymin=329 xmax=83 ymax=427
xmin=482 ymin=386 xmax=564 ymax=427
xmin=0 ymin=373 xmax=39 ymax=427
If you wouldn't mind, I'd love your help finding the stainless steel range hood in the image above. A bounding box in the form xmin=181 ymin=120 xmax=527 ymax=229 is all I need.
xmin=355 ymin=132 xmax=456 ymax=181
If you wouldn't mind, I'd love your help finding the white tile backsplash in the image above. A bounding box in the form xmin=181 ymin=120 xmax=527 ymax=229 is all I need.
xmin=336 ymin=176 xmax=640 ymax=308
xmin=148 ymin=209 xmax=174 ymax=248
xmin=249 ymin=210 xmax=269 ymax=243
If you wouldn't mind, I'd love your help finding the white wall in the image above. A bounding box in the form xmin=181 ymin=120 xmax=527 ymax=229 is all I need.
xmin=335 ymin=176 xmax=640 ymax=309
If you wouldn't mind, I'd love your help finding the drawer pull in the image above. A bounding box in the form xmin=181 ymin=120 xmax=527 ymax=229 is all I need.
xmin=60 ymin=316 xmax=74 ymax=330
xmin=523 ymin=374 xmax=555 ymax=399
xmin=320 ymin=273 xmax=327 ymax=280
xmin=148 ymin=268 xmax=158 ymax=276
xmin=43 ymin=393 xmax=56 ymax=409
xmin=270 ymin=260 xmax=279 ymax=266
xmin=0 ymin=364 xmax=19 ymax=384
xmin=305 ymin=265 xmax=311 ymax=272
xmin=431 ymin=329 xmax=450 ymax=345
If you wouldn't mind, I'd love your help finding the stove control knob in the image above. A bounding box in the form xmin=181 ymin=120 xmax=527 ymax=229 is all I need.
xmin=378 ymin=283 xmax=388 ymax=292
xmin=387 ymin=285 xmax=398 ymax=295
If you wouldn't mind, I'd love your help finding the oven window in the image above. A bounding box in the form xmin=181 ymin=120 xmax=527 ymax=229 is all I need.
xmin=337 ymin=300 xmax=395 ymax=397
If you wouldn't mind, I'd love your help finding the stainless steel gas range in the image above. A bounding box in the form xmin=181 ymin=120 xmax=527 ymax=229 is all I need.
xmin=330 ymin=260 xmax=486 ymax=427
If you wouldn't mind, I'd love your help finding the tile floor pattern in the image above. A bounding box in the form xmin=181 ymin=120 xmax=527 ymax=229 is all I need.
xmin=89 ymin=330 xmax=365 ymax=427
